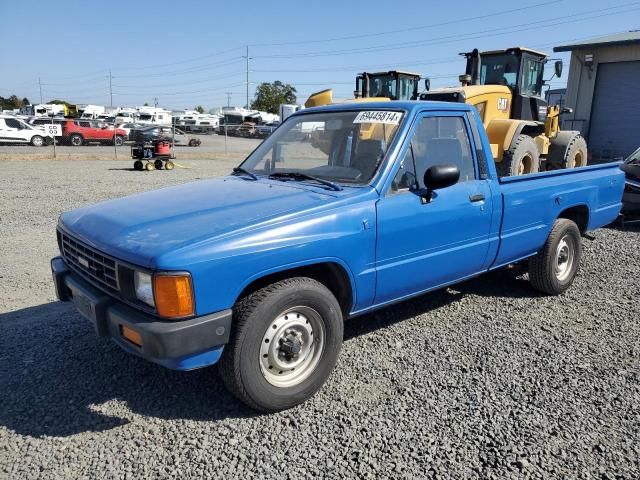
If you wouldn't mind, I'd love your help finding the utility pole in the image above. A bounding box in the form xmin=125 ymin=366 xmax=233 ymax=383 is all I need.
xmin=109 ymin=70 xmax=113 ymax=107
xmin=225 ymin=92 xmax=232 ymax=107
xmin=38 ymin=78 xmax=43 ymax=104
xmin=242 ymin=45 xmax=251 ymax=108
xmin=153 ymin=97 xmax=159 ymax=108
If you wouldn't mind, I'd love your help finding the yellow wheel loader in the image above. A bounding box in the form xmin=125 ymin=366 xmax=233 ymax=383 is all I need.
xmin=420 ymin=47 xmax=587 ymax=176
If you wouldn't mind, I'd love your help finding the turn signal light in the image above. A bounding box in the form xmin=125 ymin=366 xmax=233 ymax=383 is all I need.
xmin=153 ymin=274 xmax=194 ymax=319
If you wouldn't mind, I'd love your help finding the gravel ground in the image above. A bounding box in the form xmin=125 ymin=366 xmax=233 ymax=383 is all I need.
xmin=1 ymin=158 xmax=639 ymax=479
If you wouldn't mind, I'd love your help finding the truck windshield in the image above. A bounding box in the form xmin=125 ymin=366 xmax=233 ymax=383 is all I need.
xmin=239 ymin=110 xmax=404 ymax=185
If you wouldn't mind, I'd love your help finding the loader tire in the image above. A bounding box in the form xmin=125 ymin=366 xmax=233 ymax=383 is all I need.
xmin=497 ymin=134 xmax=540 ymax=177
xmin=547 ymin=131 xmax=588 ymax=170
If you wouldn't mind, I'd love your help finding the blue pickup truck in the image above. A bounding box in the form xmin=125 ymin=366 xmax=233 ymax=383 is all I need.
xmin=51 ymin=101 xmax=624 ymax=411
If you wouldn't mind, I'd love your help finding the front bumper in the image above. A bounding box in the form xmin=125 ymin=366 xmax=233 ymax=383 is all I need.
xmin=51 ymin=256 xmax=231 ymax=370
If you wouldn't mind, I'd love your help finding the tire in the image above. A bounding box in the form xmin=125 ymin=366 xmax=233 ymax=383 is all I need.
xmin=219 ymin=277 xmax=343 ymax=412
xmin=113 ymin=135 xmax=124 ymax=146
xmin=496 ymin=134 xmax=540 ymax=177
xmin=144 ymin=162 xmax=155 ymax=171
xmin=188 ymin=139 xmax=198 ymax=147
xmin=547 ymin=132 xmax=588 ymax=170
xmin=154 ymin=159 xmax=164 ymax=170
xmin=528 ymin=218 xmax=582 ymax=295
xmin=133 ymin=160 xmax=143 ymax=171
xmin=30 ymin=135 xmax=44 ymax=147
xmin=165 ymin=161 xmax=175 ymax=170
xmin=69 ymin=134 xmax=83 ymax=147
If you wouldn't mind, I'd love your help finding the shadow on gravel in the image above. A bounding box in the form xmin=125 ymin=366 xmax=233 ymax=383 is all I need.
xmin=0 ymin=302 xmax=258 ymax=438
xmin=0 ymin=269 xmax=537 ymax=438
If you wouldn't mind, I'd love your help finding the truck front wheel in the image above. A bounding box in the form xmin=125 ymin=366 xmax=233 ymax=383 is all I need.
xmin=219 ymin=277 xmax=343 ymax=412
xmin=528 ymin=218 xmax=582 ymax=295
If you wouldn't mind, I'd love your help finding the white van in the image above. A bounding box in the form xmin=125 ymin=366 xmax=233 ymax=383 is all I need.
xmin=0 ymin=115 xmax=52 ymax=146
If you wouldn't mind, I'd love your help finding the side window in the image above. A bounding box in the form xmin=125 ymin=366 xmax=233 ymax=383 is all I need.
xmin=521 ymin=57 xmax=543 ymax=97
xmin=411 ymin=116 xmax=476 ymax=186
xmin=5 ymin=118 xmax=22 ymax=129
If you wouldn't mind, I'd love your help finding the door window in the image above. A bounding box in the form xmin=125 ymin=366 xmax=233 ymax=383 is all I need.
xmin=521 ymin=57 xmax=543 ymax=97
xmin=405 ymin=116 xmax=476 ymax=188
xmin=5 ymin=118 xmax=22 ymax=129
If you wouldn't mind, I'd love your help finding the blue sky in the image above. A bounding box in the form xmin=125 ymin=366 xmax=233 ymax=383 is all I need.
xmin=1 ymin=0 xmax=638 ymax=110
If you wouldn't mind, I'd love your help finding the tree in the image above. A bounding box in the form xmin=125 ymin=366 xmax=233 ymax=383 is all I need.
xmin=194 ymin=105 xmax=205 ymax=114
xmin=21 ymin=97 xmax=30 ymax=106
xmin=48 ymin=99 xmax=72 ymax=106
xmin=251 ymin=81 xmax=296 ymax=114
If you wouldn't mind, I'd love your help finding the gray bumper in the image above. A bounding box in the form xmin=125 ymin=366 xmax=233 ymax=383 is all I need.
xmin=51 ymin=256 xmax=232 ymax=370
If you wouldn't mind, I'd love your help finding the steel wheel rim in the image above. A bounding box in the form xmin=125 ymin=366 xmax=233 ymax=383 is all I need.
xmin=72 ymin=136 xmax=81 ymax=146
xmin=555 ymin=235 xmax=575 ymax=281
xmin=260 ymin=306 xmax=325 ymax=388
xmin=33 ymin=136 xmax=43 ymax=146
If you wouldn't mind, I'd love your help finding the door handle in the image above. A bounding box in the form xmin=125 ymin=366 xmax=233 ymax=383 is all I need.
xmin=469 ymin=193 xmax=485 ymax=202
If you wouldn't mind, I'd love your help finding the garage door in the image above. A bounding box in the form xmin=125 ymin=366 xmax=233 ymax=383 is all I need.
xmin=588 ymin=60 xmax=640 ymax=162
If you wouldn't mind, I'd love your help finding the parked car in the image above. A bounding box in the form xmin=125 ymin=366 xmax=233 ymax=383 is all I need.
xmin=256 ymin=121 xmax=281 ymax=139
xmin=130 ymin=125 xmax=201 ymax=147
xmin=0 ymin=114 xmax=52 ymax=146
xmin=51 ymin=101 xmax=624 ymax=412
xmin=621 ymin=146 xmax=640 ymax=217
xmin=115 ymin=122 xmax=143 ymax=139
xmin=62 ymin=120 xmax=127 ymax=146
xmin=28 ymin=116 xmax=66 ymax=130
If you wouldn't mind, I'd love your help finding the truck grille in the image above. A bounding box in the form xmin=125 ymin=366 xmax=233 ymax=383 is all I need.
xmin=59 ymin=231 xmax=119 ymax=293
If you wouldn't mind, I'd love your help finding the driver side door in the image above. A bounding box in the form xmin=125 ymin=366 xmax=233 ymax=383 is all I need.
xmin=374 ymin=112 xmax=494 ymax=304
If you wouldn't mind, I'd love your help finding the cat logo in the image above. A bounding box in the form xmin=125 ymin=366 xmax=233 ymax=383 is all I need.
xmin=497 ymin=98 xmax=509 ymax=112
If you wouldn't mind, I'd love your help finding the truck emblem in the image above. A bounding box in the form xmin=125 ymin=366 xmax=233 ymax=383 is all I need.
xmin=497 ymin=98 xmax=509 ymax=111
xmin=77 ymin=256 xmax=89 ymax=268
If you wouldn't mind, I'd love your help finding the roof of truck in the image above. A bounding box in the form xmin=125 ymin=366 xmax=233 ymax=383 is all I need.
xmin=299 ymin=100 xmax=474 ymax=115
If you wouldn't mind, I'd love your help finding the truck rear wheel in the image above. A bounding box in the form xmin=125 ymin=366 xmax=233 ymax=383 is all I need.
xmin=528 ymin=218 xmax=582 ymax=295
xmin=547 ymin=132 xmax=588 ymax=170
xmin=497 ymin=134 xmax=540 ymax=177
xmin=219 ymin=277 xmax=343 ymax=412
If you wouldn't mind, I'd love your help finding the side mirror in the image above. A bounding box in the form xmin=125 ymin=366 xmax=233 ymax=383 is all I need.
xmin=422 ymin=164 xmax=460 ymax=203
xmin=560 ymin=107 xmax=573 ymax=115
xmin=554 ymin=60 xmax=563 ymax=79
xmin=424 ymin=78 xmax=431 ymax=91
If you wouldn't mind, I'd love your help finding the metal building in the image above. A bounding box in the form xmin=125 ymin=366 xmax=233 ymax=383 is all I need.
xmin=554 ymin=31 xmax=640 ymax=162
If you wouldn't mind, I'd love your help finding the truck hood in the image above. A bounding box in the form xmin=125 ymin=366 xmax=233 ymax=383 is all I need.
xmin=60 ymin=177 xmax=341 ymax=267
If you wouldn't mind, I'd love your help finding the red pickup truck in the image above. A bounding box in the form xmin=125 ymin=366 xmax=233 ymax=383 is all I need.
xmin=62 ymin=120 xmax=127 ymax=146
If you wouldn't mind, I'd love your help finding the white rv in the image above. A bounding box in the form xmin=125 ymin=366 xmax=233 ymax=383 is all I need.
xmin=174 ymin=110 xmax=220 ymax=133
xmin=135 ymin=107 xmax=172 ymax=125
xmin=79 ymin=105 xmax=106 ymax=119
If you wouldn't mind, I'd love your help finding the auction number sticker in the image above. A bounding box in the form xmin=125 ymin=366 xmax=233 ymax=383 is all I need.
xmin=353 ymin=111 xmax=402 ymax=124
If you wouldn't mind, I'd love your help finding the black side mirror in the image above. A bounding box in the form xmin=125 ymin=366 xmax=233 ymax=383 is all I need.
xmin=560 ymin=107 xmax=573 ymax=115
xmin=424 ymin=78 xmax=431 ymax=91
xmin=422 ymin=164 xmax=460 ymax=203
xmin=554 ymin=60 xmax=563 ymax=79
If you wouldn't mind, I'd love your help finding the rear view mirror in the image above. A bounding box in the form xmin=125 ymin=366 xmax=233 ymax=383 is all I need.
xmin=422 ymin=164 xmax=460 ymax=203
xmin=554 ymin=60 xmax=563 ymax=79
xmin=424 ymin=78 xmax=431 ymax=91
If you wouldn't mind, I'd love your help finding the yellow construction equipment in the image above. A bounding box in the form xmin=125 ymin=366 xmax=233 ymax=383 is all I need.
xmin=420 ymin=47 xmax=587 ymax=175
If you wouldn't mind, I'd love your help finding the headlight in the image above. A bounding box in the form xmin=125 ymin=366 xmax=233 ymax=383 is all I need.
xmin=134 ymin=271 xmax=155 ymax=307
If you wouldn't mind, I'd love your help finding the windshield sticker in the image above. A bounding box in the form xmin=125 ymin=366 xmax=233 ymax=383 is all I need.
xmin=353 ymin=111 xmax=402 ymax=125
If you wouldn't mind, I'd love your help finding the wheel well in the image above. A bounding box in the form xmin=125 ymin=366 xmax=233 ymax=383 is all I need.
xmin=559 ymin=205 xmax=589 ymax=234
xmin=237 ymin=263 xmax=353 ymax=316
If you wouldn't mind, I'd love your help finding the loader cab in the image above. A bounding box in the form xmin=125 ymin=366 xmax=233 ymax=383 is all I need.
xmin=465 ymin=48 xmax=550 ymax=122
xmin=355 ymin=71 xmax=421 ymax=101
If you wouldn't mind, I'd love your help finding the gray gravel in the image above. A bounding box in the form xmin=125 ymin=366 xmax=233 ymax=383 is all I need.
xmin=1 ymin=158 xmax=639 ymax=479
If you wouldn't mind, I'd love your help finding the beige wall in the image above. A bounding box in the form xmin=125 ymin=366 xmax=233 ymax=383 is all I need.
xmin=561 ymin=44 xmax=640 ymax=134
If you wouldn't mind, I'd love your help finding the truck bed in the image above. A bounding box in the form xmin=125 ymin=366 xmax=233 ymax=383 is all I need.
xmin=490 ymin=162 xmax=624 ymax=268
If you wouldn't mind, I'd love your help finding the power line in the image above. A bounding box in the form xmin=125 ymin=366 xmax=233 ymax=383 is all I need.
xmin=256 ymin=2 xmax=640 ymax=58
xmin=252 ymin=0 xmax=560 ymax=47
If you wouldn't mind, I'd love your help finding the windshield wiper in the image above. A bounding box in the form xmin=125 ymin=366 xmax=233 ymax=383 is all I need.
xmin=232 ymin=167 xmax=258 ymax=180
xmin=268 ymin=171 xmax=343 ymax=191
